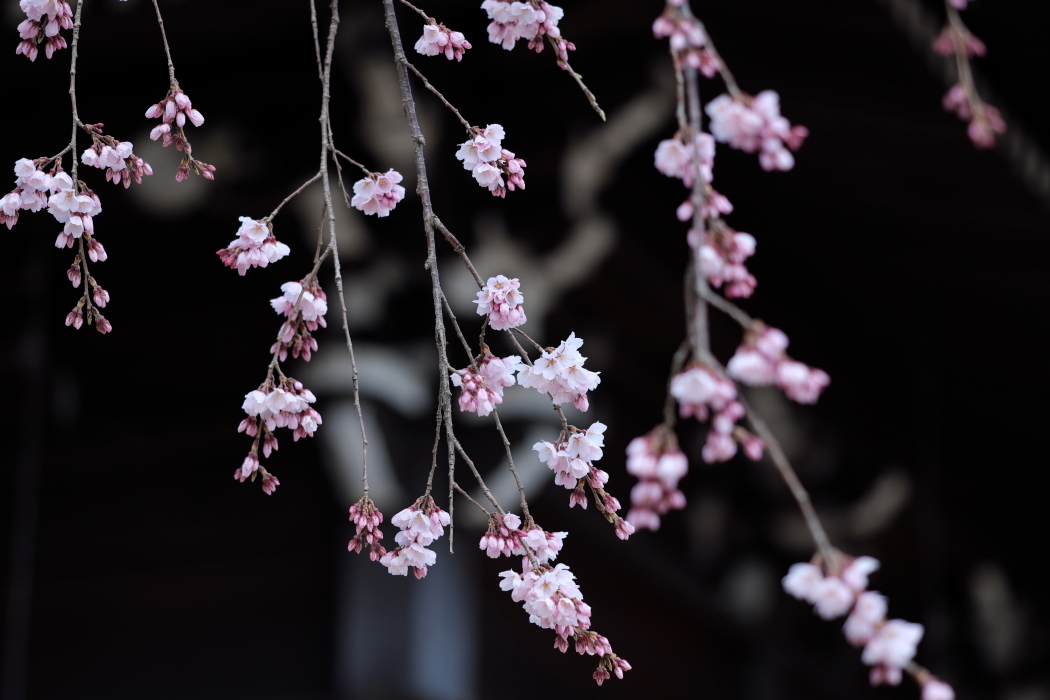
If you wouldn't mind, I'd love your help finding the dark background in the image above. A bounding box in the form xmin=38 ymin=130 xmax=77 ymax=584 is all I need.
xmin=2 ymin=0 xmax=1048 ymax=698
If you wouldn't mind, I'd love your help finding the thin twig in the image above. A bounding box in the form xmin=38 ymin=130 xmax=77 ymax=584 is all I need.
xmin=441 ymin=293 xmax=478 ymax=371
xmin=432 ymin=216 xmax=485 ymax=287
xmin=739 ymin=393 xmax=836 ymax=567
xmin=150 ymin=0 xmax=177 ymax=84
xmin=452 ymin=481 xmax=490 ymax=516
xmin=398 ymin=0 xmax=433 ymax=22
xmin=319 ymin=0 xmax=371 ymax=499
xmin=491 ymin=409 xmax=531 ymax=520
xmin=548 ymin=40 xmax=606 ymax=121
xmin=332 ymin=147 xmax=374 ymax=177
xmin=309 ymin=0 xmax=323 ymax=83
xmin=264 ymin=172 xmax=321 ymax=221
xmin=313 ymin=204 xmax=327 ymax=265
xmin=684 ymin=64 xmax=710 ymax=356
xmin=401 ymin=59 xmax=475 ymax=135
xmin=699 ymin=285 xmax=754 ymax=330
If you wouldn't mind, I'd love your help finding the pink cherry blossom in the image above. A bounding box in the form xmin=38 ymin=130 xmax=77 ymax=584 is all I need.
xmin=380 ymin=496 xmax=451 ymax=578
xmin=625 ymin=427 xmax=688 ymax=531
xmin=216 ymin=217 xmax=291 ymax=275
xmin=481 ymin=0 xmax=574 ymax=61
xmin=270 ymin=279 xmax=328 ymax=362
xmin=517 ymin=333 xmax=599 ymax=409
xmin=705 ymin=91 xmax=808 ymax=171
xmin=455 ymin=126 xmax=526 ymax=197
xmin=694 ymin=223 xmax=757 ymax=298
xmin=654 ymin=132 xmax=714 ymax=188
xmin=145 ymin=87 xmax=214 ymax=180
xmin=474 ymin=275 xmax=526 ymax=330
xmin=80 ymin=139 xmax=152 ymax=188
xmin=451 ymin=349 xmax=522 ymax=417
xmin=862 ymin=619 xmax=925 ymax=676
xmin=414 ymin=22 xmax=471 ymax=61
xmin=923 ymin=679 xmax=956 ymax=700
xmin=351 ymin=169 xmax=406 ymax=217
xmin=15 ymin=0 xmax=72 ymax=61
xmin=348 ymin=497 xmax=387 ymax=561
xmin=726 ymin=325 xmax=830 ymax=405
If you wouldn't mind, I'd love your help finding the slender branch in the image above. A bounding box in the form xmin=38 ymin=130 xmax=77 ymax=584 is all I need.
xmin=398 ymin=0 xmax=433 ymax=22
xmin=318 ymin=0 xmax=371 ymax=498
xmin=383 ymin=0 xmax=470 ymax=518
xmin=401 ymin=59 xmax=475 ymax=135
xmin=264 ymin=172 xmax=322 ymax=222
xmin=452 ymin=436 xmax=502 ymax=512
xmin=150 ymin=0 xmax=177 ymax=84
xmin=441 ymin=293 xmax=479 ymax=371
xmin=684 ymin=64 xmax=710 ymax=356
xmin=451 ymin=481 xmax=490 ymax=516
xmin=332 ymin=147 xmax=374 ymax=177
xmin=491 ymin=409 xmax=531 ymax=519
xmin=432 ymin=216 xmax=485 ymax=287
xmin=511 ymin=327 xmax=545 ymax=353
xmin=68 ymin=0 xmax=86 ymax=182
xmin=676 ymin=3 xmax=743 ymax=101
xmin=309 ymin=0 xmax=324 ymax=83
xmin=425 ymin=405 xmax=442 ymax=497
xmin=546 ymin=38 xmax=606 ymax=121
xmin=738 ymin=393 xmax=836 ymax=567
xmin=313 ymin=203 xmax=327 ymax=265
xmin=699 ymin=285 xmax=754 ymax=329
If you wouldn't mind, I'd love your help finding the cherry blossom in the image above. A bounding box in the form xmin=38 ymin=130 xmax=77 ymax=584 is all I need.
xmin=450 ymin=349 xmax=521 ymax=417
xmin=654 ymin=132 xmax=714 ymax=188
xmin=414 ymin=22 xmax=471 ymax=61
xmin=15 ymin=0 xmax=73 ymax=61
xmin=624 ymin=426 xmax=689 ymax=531
xmin=479 ymin=513 xmax=568 ymax=562
xmin=726 ymin=325 xmax=830 ymax=404
xmin=380 ymin=496 xmax=451 ymax=579
xmin=455 ymin=125 xmax=526 ymax=198
xmin=481 ymin=0 xmax=574 ymax=61
xmin=474 ymin=275 xmax=526 ymax=330
xmin=942 ymin=84 xmax=1006 ymax=149
xmin=669 ymin=364 xmax=762 ymax=463
xmin=235 ymin=376 xmax=320 ymax=494
xmin=705 ymin=91 xmax=808 ymax=171
xmin=923 ymin=679 xmax=956 ymax=700
xmin=216 ymin=216 xmax=291 ymax=275
xmin=694 ymin=219 xmax=757 ymax=298
xmin=145 ymin=87 xmax=215 ymax=181
xmin=350 ymin=169 xmax=406 ymax=217
xmin=80 ymin=138 xmax=153 ymax=188
xmin=933 ymin=24 xmax=985 ymax=57
xmin=348 ymin=497 xmax=387 ymax=562
xmin=862 ymin=620 xmax=925 ymax=682
xmin=498 ymin=558 xmax=629 ymax=684
xmin=517 ymin=333 xmax=600 ymax=410
xmin=270 ymin=279 xmax=328 ymax=362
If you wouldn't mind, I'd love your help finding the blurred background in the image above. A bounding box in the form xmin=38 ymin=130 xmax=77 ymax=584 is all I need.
xmin=2 ymin=0 xmax=1049 ymax=698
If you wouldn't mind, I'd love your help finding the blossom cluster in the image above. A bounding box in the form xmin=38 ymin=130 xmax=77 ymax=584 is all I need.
xmin=145 ymin=87 xmax=215 ymax=181
xmin=380 ymin=497 xmax=451 ymax=579
xmin=726 ymin=325 xmax=830 ymax=404
xmin=350 ymin=170 xmax=406 ymax=217
xmin=533 ymin=424 xmax=633 ymax=539
xmin=654 ymin=132 xmax=715 ymax=189
xmin=455 ymin=124 xmax=526 ymax=197
xmin=451 ymin=349 xmax=522 ymax=417
xmin=237 ymin=376 xmax=322 ymax=494
xmin=695 ymin=220 xmax=757 ymax=298
xmin=216 ymin=216 xmax=291 ymax=275
xmin=414 ymin=22 xmax=471 ymax=61
xmin=624 ymin=427 xmax=690 ymax=531
xmin=270 ymin=279 xmax=328 ymax=362
xmin=81 ymin=138 xmax=152 ymax=188
xmin=517 ymin=333 xmax=600 ymax=410
xmin=478 ymin=512 xmax=566 ymax=562
xmin=474 ymin=274 xmax=526 ymax=330
xmin=347 ymin=497 xmax=387 ymax=562
xmin=499 ymin=560 xmax=630 ymax=685
xmin=705 ymin=92 xmax=808 ymax=171
xmin=782 ymin=557 xmax=953 ymax=697
xmin=481 ymin=0 xmax=574 ymax=61
xmin=651 ymin=8 xmax=719 ymax=77
xmin=670 ymin=364 xmax=763 ymax=464
xmin=15 ymin=0 xmax=72 ymax=62
xmin=942 ymin=85 xmax=1005 ymax=149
